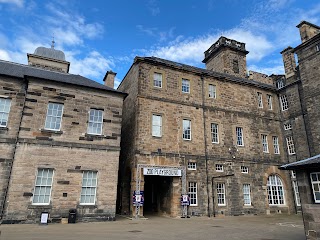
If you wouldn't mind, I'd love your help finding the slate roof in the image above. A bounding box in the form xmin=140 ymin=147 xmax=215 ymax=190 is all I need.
xmin=0 ymin=60 xmax=125 ymax=95
xmin=279 ymin=154 xmax=320 ymax=170
xmin=133 ymin=56 xmax=277 ymax=91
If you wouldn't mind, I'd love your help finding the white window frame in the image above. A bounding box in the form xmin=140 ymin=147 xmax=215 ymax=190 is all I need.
xmin=0 ymin=97 xmax=11 ymax=127
xmin=188 ymin=182 xmax=197 ymax=206
xmin=153 ymin=72 xmax=162 ymax=88
xmin=32 ymin=168 xmax=54 ymax=205
xmin=276 ymin=79 xmax=284 ymax=89
xmin=182 ymin=79 xmax=190 ymax=93
xmin=152 ymin=114 xmax=162 ymax=137
xmin=292 ymin=180 xmax=301 ymax=206
xmin=182 ymin=119 xmax=191 ymax=140
xmin=241 ymin=166 xmax=249 ymax=174
xmin=286 ymin=136 xmax=296 ymax=155
xmin=208 ymin=84 xmax=216 ymax=98
xmin=284 ymin=123 xmax=292 ymax=130
xmin=215 ymin=164 xmax=223 ymax=172
xmin=257 ymin=92 xmax=263 ymax=108
xmin=280 ymin=95 xmax=288 ymax=111
xmin=267 ymin=94 xmax=272 ymax=110
xmin=80 ymin=171 xmax=98 ymax=205
xmin=316 ymin=44 xmax=320 ymax=52
xmin=267 ymin=175 xmax=285 ymax=205
xmin=262 ymin=134 xmax=269 ymax=153
xmin=310 ymin=172 xmax=320 ymax=203
xmin=236 ymin=127 xmax=244 ymax=146
xmin=273 ymin=136 xmax=280 ymax=154
xmin=187 ymin=162 xmax=197 ymax=170
xmin=211 ymin=123 xmax=219 ymax=143
xmin=217 ymin=183 xmax=226 ymax=206
xmin=44 ymin=102 xmax=64 ymax=131
xmin=243 ymin=184 xmax=251 ymax=206
xmin=87 ymin=109 xmax=103 ymax=135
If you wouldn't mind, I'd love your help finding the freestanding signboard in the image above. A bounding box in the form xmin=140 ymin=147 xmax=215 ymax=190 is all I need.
xmin=181 ymin=194 xmax=190 ymax=206
xmin=133 ymin=191 xmax=144 ymax=206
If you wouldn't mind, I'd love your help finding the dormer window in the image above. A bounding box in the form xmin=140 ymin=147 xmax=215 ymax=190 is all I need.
xmin=276 ymin=79 xmax=284 ymax=89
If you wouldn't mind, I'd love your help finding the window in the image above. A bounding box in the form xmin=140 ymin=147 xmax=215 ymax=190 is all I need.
xmin=241 ymin=166 xmax=249 ymax=174
xmin=44 ymin=103 xmax=64 ymax=130
xmin=33 ymin=169 xmax=54 ymax=205
xmin=236 ymin=127 xmax=244 ymax=146
xmin=292 ymin=180 xmax=301 ymax=206
xmin=87 ymin=109 xmax=103 ymax=135
xmin=215 ymin=164 xmax=223 ymax=172
xmin=280 ymin=95 xmax=288 ymax=111
xmin=182 ymin=119 xmax=191 ymax=140
xmin=310 ymin=172 xmax=320 ymax=203
xmin=233 ymin=59 xmax=239 ymax=73
xmin=0 ymin=98 xmax=11 ymax=127
xmin=187 ymin=162 xmax=197 ymax=170
xmin=257 ymin=92 xmax=263 ymax=108
xmin=80 ymin=171 xmax=97 ymax=205
xmin=182 ymin=79 xmax=190 ymax=93
xmin=243 ymin=184 xmax=251 ymax=206
xmin=208 ymin=84 xmax=216 ymax=98
xmin=267 ymin=95 xmax=272 ymax=110
xmin=291 ymin=170 xmax=296 ymax=179
xmin=262 ymin=134 xmax=269 ymax=153
xmin=284 ymin=123 xmax=292 ymax=130
xmin=188 ymin=182 xmax=197 ymax=206
xmin=276 ymin=79 xmax=284 ymax=89
xmin=273 ymin=136 xmax=280 ymax=154
xmin=267 ymin=175 xmax=285 ymax=205
xmin=316 ymin=44 xmax=320 ymax=52
xmin=211 ymin=123 xmax=219 ymax=143
xmin=286 ymin=136 xmax=296 ymax=155
xmin=153 ymin=72 xmax=162 ymax=88
xmin=152 ymin=114 xmax=162 ymax=137
xmin=217 ymin=183 xmax=226 ymax=206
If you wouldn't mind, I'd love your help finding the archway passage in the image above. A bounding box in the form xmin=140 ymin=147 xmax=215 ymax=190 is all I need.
xmin=143 ymin=175 xmax=173 ymax=216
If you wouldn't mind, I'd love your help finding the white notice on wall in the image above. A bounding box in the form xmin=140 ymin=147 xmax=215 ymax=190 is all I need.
xmin=143 ymin=168 xmax=182 ymax=176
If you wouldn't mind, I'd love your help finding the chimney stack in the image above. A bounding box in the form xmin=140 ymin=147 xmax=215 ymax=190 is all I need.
xmin=296 ymin=21 xmax=320 ymax=43
xmin=103 ymin=71 xmax=117 ymax=89
xmin=280 ymin=47 xmax=296 ymax=79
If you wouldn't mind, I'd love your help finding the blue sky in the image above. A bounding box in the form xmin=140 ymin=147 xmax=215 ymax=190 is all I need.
xmin=0 ymin=0 xmax=319 ymax=88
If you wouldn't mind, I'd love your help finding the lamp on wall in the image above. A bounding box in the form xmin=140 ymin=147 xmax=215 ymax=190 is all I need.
xmin=228 ymin=145 xmax=239 ymax=159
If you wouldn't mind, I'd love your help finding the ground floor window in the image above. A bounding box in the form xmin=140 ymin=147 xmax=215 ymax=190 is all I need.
xmin=243 ymin=184 xmax=251 ymax=206
xmin=33 ymin=168 xmax=54 ymax=205
xmin=310 ymin=172 xmax=320 ymax=203
xmin=292 ymin=180 xmax=301 ymax=206
xmin=267 ymin=175 xmax=285 ymax=205
xmin=217 ymin=183 xmax=226 ymax=206
xmin=80 ymin=171 xmax=98 ymax=205
xmin=188 ymin=182 xmax=197 ymax=206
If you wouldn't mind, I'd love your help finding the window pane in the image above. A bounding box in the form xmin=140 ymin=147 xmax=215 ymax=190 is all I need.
xmin=33 ymin=169 xmax=53 ymax=204
xmin=44 ymin=103 xmax=63 ymax=130
xmin=80 ymin=171 xmax=98 ymax=204
xmin=87 ymin=109 xmax=103 ymax=135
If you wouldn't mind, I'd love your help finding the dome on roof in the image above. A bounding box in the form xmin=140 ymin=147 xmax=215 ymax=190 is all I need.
xmin=34 ymin=46 xmax=66 ymax=61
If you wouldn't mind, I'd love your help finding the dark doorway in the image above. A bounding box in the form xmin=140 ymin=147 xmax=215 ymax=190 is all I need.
xmin=144 ymin=175 xmax=173 ymax=215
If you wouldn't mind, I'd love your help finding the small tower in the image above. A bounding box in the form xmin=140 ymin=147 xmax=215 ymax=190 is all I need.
xmin=27 ymin=38 xmax=70 ymax=73
xmin=202 ymin=36 xmax=249 ymax=78
xmin=296 ymin=21 xmax=320 ymax=43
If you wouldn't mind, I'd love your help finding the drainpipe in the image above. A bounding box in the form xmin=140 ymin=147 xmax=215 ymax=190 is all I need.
xmin=0 ymin=79 xmax=28 ymax=221
xmin=200 ymin=75 xmax=211 ymax=217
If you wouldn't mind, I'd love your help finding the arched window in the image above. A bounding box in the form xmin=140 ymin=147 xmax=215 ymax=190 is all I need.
xmin=267 ymin=175 xmax=285 ymax=205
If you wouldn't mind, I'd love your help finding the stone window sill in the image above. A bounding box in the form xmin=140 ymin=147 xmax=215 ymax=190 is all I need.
xmin=41 ymin=129 xmax=63 ymax=134
xmin=77 ymin=204 xmax=97 ymax=209
xmin=28 ymin=204 xmax=52 ymax=209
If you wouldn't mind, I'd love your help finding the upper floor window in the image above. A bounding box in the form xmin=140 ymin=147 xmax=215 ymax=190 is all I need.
xmin=284 ymin=123 xmax=292 ymax=130
xmin=280 ymin=95 xmax=288 ymax=111
xmin=182 ymin=79 xmax=190 ymax=93
xmin=316 ymin=44 xmax=320 ymax=52
xmin=310 ymin=172 xmax=320 ymax=203
xmin=261 ymin=134 xmax=269 ymax=153
xmin=257 ymin=92 xmax=263 ymax=108
xmin=33 ymin=168 xmax=54 ymax=205
xmin=267 ymin=175 xmax=285 ymax=205
xmin=211 ymin=123 xmax=219 ymax=143
xmin=267 ymin=95 xmax=272 ymax=110
xmin=286 ymin=136 xmax=296 ymax=155
xmin=276 ymin=79 xmax=284 ymax=89
xmin=187 ymin=162 xmax=197 ymax=170
xmin=87 ymin=109 xmax=103 ymax=135
xmin=152 ymin=114 xmax=162 ymax=137
xmin=153 ymin=72 xmax=162 ymax=88
xmin=44 ymin=103 xmax=64 ymax=131
xmin=273 ymin=136 xmax=280 ymax=154
xmin=208 ymin=84 xmax=216 ymax=98
xmin=215 ymin=164 xmax=223 ymax=172
xmin=233 ymin=59 xmax=239 ymax=73
xmin=0 ymin=98 xmax=11 ymax=127
xmin=236 ymin=127 xmax=244 ymax=146
xmin=182 ymin=119 xmax=191 ymax=140
xmin=292 ymin=180 xmax=301 ymax=206
xmin=80 ymin=171 xmax=97 ymax=205
xmin=241 ymin=166 xmax=249 ymax=174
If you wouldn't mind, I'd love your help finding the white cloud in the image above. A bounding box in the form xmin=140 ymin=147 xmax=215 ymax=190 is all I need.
xmin=136 ymin=25 xmax=175 ymax=42
xmin=248 ymin=64 xmax=284 ymax=76
xmin=0 ymin=0 xmax=23 ymax=7
xmin=0 ymin=49 xmax=11 ymax=61
xmin=147 ymin=0 xmax=160 ymax=16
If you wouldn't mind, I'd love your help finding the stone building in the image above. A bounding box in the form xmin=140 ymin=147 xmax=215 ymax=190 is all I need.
xmin=0 ymin=44 xmax=126 ymax=223
xmin=117 ymin=35 xmax=299 ymax=217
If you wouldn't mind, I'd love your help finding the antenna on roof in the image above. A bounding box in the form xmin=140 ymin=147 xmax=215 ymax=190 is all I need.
xmin=51 ymin=34 xmax=55 ymax=49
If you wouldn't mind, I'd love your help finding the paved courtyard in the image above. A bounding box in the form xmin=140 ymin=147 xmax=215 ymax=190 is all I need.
xmin=0 ymin=214 xmax=305 ymax=240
